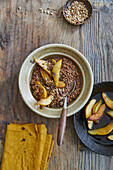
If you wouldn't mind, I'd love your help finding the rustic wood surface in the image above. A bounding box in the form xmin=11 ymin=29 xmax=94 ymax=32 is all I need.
xmin=0 ymin=0 xmax=113 ymax=169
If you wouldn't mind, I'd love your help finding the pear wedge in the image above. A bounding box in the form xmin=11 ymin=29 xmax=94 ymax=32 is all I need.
xmin=88 ymin=122 xmax=113 ymax=135
xmin=106 ymin=110 xmax=113 ymax=118
xmin=34 ymin=58 xmax=52 ymax=76
xmin=87 ymin=104 xmax=105 ymax=121
xmin=85 ymin=99 xmax=96 ymax=129
xmin=35 ymin=95 xmax=53 ymax=106
xmin=35 ymin=81 xmax=47 ymax=99
xmin=92 ymin=99 xmax=102 ymax=114
xmin=102 ymin=92 xmax=113 ymax=109
xmin=35 ymin=81 xmax=48 ymax=109
xmin=107 ymin=135 xmax=113 ymax=140
xmin=40 ymin=68 xmax=52 ymax=86
xmin=52 ymin=59 xmax=62 ymax=87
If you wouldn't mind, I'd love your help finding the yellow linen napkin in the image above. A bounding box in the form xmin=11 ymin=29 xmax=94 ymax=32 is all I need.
xmin=1 ymin=123 xmax=54 ymax=170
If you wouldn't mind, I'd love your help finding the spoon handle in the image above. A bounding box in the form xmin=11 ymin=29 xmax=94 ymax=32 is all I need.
xmin=57 ymin=108 xmax=67 ymax=146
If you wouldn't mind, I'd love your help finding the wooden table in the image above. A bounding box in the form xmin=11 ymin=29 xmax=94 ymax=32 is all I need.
xmin=0 ymin=0 xmax=113 ymax=169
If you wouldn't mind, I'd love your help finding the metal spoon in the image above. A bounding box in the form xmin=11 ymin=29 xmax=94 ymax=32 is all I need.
xmin=57 ymin=80 xmax=76 ymax=146
xmin=63 ymin=0 xmax=93 ymax=25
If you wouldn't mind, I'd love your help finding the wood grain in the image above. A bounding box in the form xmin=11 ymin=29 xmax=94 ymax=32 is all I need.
xmin=0 ymin=0 xmax=113 ymax=169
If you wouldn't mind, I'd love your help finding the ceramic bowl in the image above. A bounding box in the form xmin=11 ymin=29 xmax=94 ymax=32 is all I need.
xmin=18 ymin=44 xmax=93 ymax=118
xmin=63 ymin=0 xmax=93 ymax=26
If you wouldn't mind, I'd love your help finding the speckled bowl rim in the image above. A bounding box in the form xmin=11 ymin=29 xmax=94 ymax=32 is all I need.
xmin=18 ymin=44 xmax=93 ymax=118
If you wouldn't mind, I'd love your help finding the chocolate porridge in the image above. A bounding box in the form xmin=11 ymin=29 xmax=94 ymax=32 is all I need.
xmin=30 ymin=56 xmax=82 ymax=108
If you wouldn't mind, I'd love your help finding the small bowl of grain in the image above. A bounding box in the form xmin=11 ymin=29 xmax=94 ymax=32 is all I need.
xmin=19 ymin=44 xmax=93 ymax=118
xmin=63 ymin=0 xmax=92 ymax=25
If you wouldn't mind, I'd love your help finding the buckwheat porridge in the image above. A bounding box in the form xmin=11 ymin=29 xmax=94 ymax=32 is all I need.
xmin=30 ymin=56 xmax=82 ymax=108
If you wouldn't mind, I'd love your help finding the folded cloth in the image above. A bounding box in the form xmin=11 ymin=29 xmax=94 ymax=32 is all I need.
xmin=40 ymin=134 xmax=52 ymax=170
xmin=1 ymin=124 xmax=54 ymax=170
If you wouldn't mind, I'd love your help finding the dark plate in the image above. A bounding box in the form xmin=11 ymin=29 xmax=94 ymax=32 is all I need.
xmin=73 ymin=81 xmax=113 ymax=156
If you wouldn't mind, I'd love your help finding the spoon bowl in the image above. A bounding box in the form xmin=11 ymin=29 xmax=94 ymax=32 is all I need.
xmin=63 ymin=0 xmax=93 ymax=25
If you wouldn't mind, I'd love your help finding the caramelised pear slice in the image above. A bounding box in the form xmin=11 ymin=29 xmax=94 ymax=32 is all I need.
xmin=85 ymin=99 xmax=96 ymax=129
xmin=107 ymin=135 xmax=113 ymax=140
xmin=106 ymin=110 xmax=113 ymax=118
xmin=92 ymin=99 xmax=102 ymax=123
xmin=102 ymin=92 xmax=113 ymax=109
xmin=35 ymin=95 xmax=53 ymax=106
xmin=40 ymin=68 xmax=52 ymax=86
xmin=40 ymin=68 xmax=65 ymax=87
xmin=87 ymin=104 xmax=105 ymax=121
xmin=52 ymin=59 xmax=62 ymax=87
xmin=34 ymin=58 xmax=52 ymax=76
xmin=88 ymin=122 xmax=113 ymax=135
xmin=35 ymin=81 xmax=47 ymax=99
xmin=92 ymin=99 xmax=102 ymax=114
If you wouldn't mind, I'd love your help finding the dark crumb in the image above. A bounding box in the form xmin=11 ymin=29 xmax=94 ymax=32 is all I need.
xmin=24 ymin=151 xmax=26 ymax=153
xmin=30 ymin=60 xmax=35 ymax=64
xmin=21 ymin=138 xmax=26 ymax=142
xmin=53 ymin=73 xmax=55 ymax=76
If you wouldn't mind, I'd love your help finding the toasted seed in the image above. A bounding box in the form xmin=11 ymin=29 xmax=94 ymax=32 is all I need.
xmin=57 ymin=14 xmax=61 ymax=18
xmin=39 ymin=8 xmax=42 ymax=11
xmin=18 ymin=6 xmax=21 ymax=10
xmin=50 ymin=12 xmax=53 ymax=15
xmin=46 ymin=11 xmax=49 ymax=14
xmin=43 ymin=9 xmax=46 ymax=13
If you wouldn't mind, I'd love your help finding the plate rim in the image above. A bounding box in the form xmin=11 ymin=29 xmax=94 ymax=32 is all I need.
xmin=73 ymin=81 xmax=113 ymax=156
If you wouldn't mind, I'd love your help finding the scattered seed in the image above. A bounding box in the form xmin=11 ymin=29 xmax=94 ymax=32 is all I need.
xmin=29 ymin=133 xmax=32 ymax=136
xmin=57 ymin=15 xmax=61 ymax=18
xmin=46 ymin=11 xmax=49 ymax=14
xmin=18 ymin=6 xmax=21 ymax=10
xmin=43 ymin=9 xmax=46 ymax=13
xmin=39 ymin=8 xmax=42 ymax=11
xmin=47 ymin=7 xmax=50 ymax=10
xmin=22 ymin=127 xmax=25 ymax=130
